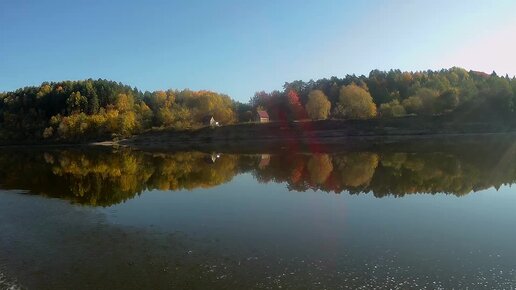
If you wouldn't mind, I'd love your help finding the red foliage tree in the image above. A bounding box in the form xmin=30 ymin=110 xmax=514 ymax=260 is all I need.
xmin=287 ymin=90 xmax=307 ymax=120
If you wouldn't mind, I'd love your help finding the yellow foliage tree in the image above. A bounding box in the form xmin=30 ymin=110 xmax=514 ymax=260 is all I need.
xmin=37 ymin=84 xmax=52 ymax=98
xmin=157 ymin=107 xmax=174 ymax=127
xmin=379 ymin=99 xmax=406 ymax=117
xmin=42 ymin=127 xmax=54 ymax=138
xmin=115 ymin=93 xmax=134 ymax=113
xmin=118 ymin=111 xmax=137 ymax=135
xmin=334 ymin=83 xmax=377 ymax=119
xmin=105 ymin=109 xmax=120 ymax=133
xmin=306 ymin=90 xmax=331 ymax=120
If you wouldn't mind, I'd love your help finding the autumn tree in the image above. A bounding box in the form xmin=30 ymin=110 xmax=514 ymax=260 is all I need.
xmin=379 ymin=99 xmax=406 ymax=117
xmin=402 ymin=96 xmax=423 ymax=114
xmin=181 ymin=90 xmax=236 ymax=125
xmin=306 ymin=90 xmax=331 ymax=120
xmin=85 ymin=81 xmax=100 ymax=114
xmin=287 ymin=90 xmax=306 ymax=120
xmin=403 ymin=88 xmax=439 ymax=115
xmin=157 ymin=107 xmax=174 ymax=126
xmin=135 ymin=102 xmax=153 ymax=129
xmin=66 ymin=91 xmax=88 ymax=113
xmin=118 ymin=112 xmax=137 ymax=135
xmin=436 ymin=88 xmax=459 ymax=113
xmin=115 ymin=93 xmax=134 ymax=112
xmin=37 ymin=84 xmax=52 ymax=98
xmin=333 ymin=83 xmax=377 ymax=119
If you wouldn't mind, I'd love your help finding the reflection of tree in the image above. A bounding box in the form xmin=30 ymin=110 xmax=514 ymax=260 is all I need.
xmin=380 ymin=153 xmax=407 ymax=170
xmin=148 ymin=152 xmax=238 ymax=190
xmin=333 ymin=153 xmax=378 ymax=188
xmin=307 ymin=154 xmax=333 ymax=185
xmin=3 ymin=141 xmax=516 ymax=206
xmin=0 ymin=150 xmax=240 ymax=206
xmin=371 ymin=153 xmax=468 ymax=196
xmin=253 ymin=143 xmax=516 ymax=197
xmin=49 ymin=150 xmax=153 ymax=205
xmin=289 ymin=156 xmax=305 ymax=185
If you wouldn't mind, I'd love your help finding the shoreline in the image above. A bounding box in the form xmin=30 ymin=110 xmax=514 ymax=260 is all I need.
xmin=117 ymin=118 xmax=516 ymax=152
xmin=118 ymin=131 xmax=516 ymax=153
xmin=1 ymin=130 xmax=516 ymax=152
xmin=2 ymin=117 xmax=516 ymax=152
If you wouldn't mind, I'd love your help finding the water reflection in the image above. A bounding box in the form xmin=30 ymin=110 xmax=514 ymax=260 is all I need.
xmin=1 ymin=138 xmax=516 ymax=206
xmin=2 ymin=140 xmax=516 ymax=289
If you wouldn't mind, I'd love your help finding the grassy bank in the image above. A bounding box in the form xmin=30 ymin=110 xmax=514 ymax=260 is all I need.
xmin=120 ymin=116 xmax=516 ymax=152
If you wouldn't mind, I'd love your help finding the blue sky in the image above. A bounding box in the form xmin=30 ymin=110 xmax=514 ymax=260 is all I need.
xmin=1 ymin=0 xmax=516 ymax=101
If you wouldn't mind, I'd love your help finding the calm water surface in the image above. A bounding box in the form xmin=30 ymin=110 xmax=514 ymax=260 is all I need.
xmin=1 ymin=140 xmax=516 ymax=289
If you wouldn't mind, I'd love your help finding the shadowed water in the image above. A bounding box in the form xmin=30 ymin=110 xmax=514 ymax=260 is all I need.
xmin=1 ymin=138 xmax=516 ymax=289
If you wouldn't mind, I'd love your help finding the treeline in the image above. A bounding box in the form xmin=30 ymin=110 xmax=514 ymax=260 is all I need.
xmin=252 ymin=67 xmax=516 ymax=121
xmin=0 ymin=79 xmax=237 ymax=140
xmin=2 ymin=67 xmax=516 ymax=141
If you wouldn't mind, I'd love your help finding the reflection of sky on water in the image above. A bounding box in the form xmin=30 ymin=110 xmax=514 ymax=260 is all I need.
xmin=103 ymin=182 xmax=516 ymax=288
xmin=1 ymin=145 xmax=516 ymax=288
xmin=2 ymin=178 xmax=516 ymax=289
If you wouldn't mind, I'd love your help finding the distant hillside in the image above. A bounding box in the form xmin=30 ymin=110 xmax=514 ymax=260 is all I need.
xmin=0 ymin=79 xmax=237 ymax=142
xmin=1 ymin=67 xmax=516 ymax=143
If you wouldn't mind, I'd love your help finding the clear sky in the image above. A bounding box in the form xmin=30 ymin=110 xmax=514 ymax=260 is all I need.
xmin=1 ymin=0 xmax=516 ymax=101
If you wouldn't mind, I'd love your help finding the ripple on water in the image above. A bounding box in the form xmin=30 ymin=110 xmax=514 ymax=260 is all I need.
xmin=0 ymin=268 xmax=22 ymax=290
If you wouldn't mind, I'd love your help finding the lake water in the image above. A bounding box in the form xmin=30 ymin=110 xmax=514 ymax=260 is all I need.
xmin=1 ymin=139 xmax=516 ymax=289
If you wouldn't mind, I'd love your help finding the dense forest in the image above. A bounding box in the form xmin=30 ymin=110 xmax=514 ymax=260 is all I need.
xmin=1 ymin=67 xmax=516 ymax=141
xmin=0 ymin=80 xmax=238 ymax=141
xmin=253 ymin=67 xmax=516 ymax=122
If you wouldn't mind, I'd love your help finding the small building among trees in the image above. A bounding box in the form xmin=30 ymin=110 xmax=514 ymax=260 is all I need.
xmin=255 ymin=110 xmax=269 ymax=123
xmin=203 ymin=116 xmax=219 ymax=127
xmin=259 ymin=154 xmax=270 ymax=169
